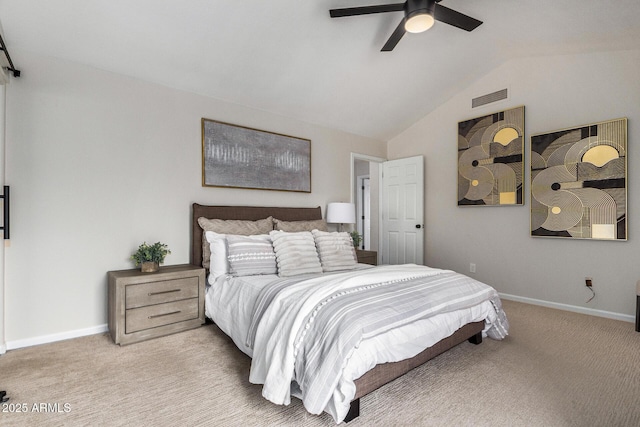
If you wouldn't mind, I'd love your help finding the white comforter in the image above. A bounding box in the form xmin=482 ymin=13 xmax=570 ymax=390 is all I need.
xmin=206 ymin=264 xmax=508 ymax=423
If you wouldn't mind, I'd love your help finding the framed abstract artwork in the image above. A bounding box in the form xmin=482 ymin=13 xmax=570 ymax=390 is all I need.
xmin=201 ymin=118 xmax=311 ymax=192
xmin=530 ymin=118 xmax=627 ymax=240
xmin=458 ymin=106 xmax=525 ymax=206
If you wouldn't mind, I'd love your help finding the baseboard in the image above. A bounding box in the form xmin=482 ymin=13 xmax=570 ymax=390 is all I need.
xmin=0 ymin=343 xmax=6 ymax=355
xmin=500 ymin=293 xmax=635 ymax=323
xmin=6 ymin=324 xmax=109 ymax=351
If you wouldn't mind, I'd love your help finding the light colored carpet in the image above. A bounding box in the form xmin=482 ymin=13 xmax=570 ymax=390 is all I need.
xmin=1 ymin=300 xmax=639 ymax=426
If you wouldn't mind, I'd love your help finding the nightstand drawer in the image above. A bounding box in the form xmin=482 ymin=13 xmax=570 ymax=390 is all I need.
xmin=125 ymin=277 xmax=199 ymax=309
xmin=126 ymin=298 xmax=199 ymax=333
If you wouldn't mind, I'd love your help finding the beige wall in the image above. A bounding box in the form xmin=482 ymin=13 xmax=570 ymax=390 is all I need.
xmin=4 ymin=52 xmax=386 ymax=345
xmin=388 ymin=49 xmax=640 ymax=319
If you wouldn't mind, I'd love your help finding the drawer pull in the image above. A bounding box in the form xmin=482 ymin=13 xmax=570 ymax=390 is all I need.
xmin=148 ymin=310 xmax=181 ymax=319
xmin=148 ymin=289 xmax=181 ymax=296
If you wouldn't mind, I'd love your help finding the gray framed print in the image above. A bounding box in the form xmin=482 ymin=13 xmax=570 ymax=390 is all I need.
xmin=530 ymin=118 xmax=627 ymax=240
xmin=201 ymin=118 xmax=311 ymax=192
xmin=458 ymin=106 xmax=525 ymax=206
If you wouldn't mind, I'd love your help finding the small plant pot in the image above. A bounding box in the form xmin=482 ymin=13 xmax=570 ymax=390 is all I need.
xmin=140 ymin=261 xmax=159 ymax=273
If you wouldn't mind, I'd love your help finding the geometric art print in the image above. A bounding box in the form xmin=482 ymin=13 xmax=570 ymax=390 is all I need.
xmin=458 ymin=106 xmax=525 ymax=206
xmin=530 ymin=118 xmax=627 ymax=240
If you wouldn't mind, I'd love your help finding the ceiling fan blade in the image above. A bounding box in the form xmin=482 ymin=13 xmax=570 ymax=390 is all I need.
xmin=381 ymin=18 xmax=407 ymax=51
xmin=434 ymin=4 xmax=482 ymax=31
xmin=330 ymin=3 xmax=404 ymax=18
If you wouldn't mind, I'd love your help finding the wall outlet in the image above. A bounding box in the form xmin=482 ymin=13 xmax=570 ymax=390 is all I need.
xmin=585 ymin=277 xmax=593 ymax=287
xmin=470 ymin=263 xmax=476 ymax=273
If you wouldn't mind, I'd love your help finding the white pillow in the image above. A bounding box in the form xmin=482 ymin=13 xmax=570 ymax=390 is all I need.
xmin=312 ymin=230 xmax=358 ymax=272
xmin=205 ymin=231 xmax=230 ymax=283
xmin=269 ymin=230 xmax=322 ymax=277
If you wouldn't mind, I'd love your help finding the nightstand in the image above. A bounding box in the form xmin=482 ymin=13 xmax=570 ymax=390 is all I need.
xmin=108 ymin=264 xmax=206 ymax=345
xmin=356 ymin=250 xmax=378 ymax=266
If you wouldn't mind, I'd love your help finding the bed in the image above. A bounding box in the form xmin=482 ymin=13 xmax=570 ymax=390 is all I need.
xmin=191 ymin=203 xmax=508 ymax=423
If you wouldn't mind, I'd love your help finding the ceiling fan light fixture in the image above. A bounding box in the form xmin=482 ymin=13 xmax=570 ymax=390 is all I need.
xmin=329 ymin=0 xmax=482 ymax=52
xmin=404 ymin=12 xmax=434 ymax=33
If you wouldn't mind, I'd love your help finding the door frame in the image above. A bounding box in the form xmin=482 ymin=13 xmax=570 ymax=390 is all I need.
xmin=356 ymin=174 xmax=370 ymax=250
xmin=350 ymin=153 xmax=386 ymax=262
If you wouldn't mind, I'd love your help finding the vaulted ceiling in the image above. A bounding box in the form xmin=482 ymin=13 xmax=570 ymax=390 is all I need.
xmin=1 ymin=0 xmax=639 ymax=141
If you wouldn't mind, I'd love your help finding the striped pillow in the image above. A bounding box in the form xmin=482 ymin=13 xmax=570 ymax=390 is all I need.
xmin=312 ymin=230 xmax=358 ymax=272
xmin=226 ymin=235 xmax=277 ymax=277
xmin=270 ymin=230 xmax=322 ymax=277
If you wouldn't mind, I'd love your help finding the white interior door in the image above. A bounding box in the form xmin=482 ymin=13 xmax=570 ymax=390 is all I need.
xmin=381 ymin=156 xmax=424 ymax=265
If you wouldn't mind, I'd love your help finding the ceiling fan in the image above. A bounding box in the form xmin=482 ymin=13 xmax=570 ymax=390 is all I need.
xmin=329 ymin=0 xmax=482 ymax=51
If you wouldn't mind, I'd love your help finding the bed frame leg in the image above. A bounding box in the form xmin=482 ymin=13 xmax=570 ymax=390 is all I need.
xmin=344 ymin=398 xmax=360 ymax=423
xmin=468 ymin=332 xmax=482 ymax=345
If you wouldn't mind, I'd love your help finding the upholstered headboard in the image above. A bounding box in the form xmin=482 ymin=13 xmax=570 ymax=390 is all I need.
xmin=191 ymin=203 xmax=323 ymax=268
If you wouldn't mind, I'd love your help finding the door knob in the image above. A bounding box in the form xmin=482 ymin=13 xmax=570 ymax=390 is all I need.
xmin=415 ymin=224 xmax=422 ymax=229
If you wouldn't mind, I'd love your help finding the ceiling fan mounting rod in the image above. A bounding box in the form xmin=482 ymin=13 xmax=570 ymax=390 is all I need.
xmin=405 ymin=0 xmax=435 ymax=17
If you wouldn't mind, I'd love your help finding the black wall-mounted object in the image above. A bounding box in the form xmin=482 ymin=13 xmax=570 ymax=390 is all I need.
xmin=0 ymin=33 xmax=20 ymax=78
xmin=0 ymin=186 xmax=9 ymax=239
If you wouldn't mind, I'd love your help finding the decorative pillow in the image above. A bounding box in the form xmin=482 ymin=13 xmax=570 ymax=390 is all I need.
xmin=226 ymin=235 xmax=277 ymax=277
xmin=269 ymin=230 xmax=322 ymax=277
xmin=273 ymin=218 xmax=328 ymax=232
xmin=198 ymin=216 xmax=273 ymax=268
xmin=204 ymin=231 xmax=230 ymax=283
xmin=312 ymin=230 xmax=358 ymax=272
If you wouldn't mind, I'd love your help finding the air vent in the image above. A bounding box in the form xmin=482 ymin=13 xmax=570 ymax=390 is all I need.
xmin=472 ymin=88 xmax=508 ymax=108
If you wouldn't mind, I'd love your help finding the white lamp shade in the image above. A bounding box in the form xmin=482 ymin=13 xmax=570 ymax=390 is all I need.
xmin=326 ymin=202 xmax=356 ymax=224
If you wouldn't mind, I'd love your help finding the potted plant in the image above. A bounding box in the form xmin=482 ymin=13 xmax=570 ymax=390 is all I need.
xmin=350 ymin=231 xmax=363 ymax=249
xmin=130 ymin=241 xmax=171 ymax=273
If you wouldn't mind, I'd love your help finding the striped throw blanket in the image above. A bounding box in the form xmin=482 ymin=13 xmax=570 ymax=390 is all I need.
xmin=248 ymin=264 xmax=508 ymax=421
